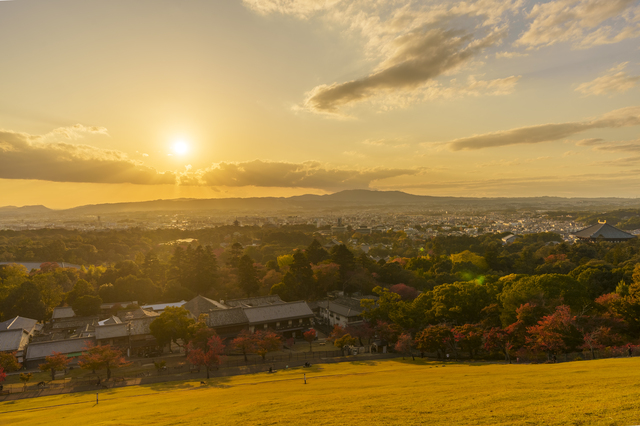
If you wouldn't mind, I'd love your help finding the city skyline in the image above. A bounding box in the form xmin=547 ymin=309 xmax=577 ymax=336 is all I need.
xmin=1 ymin=0 xmax=640 ymax=208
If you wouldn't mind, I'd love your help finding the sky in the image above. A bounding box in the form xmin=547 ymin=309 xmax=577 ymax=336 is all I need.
xmin=0 ymin=0 xmax=639 ymax=208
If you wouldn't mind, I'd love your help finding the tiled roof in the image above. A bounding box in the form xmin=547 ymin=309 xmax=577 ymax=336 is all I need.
xmin=116 ymin=308 xmax=159 ymax=321
xmin=207 ymin=308 xmax=249 ymax=328
xmin=141 ymin=301 xmax=187 ymax=311
xmin=574 ymin=223 xmax=635 ymax=240
xmin=0 ymin=329 xmax=29 ymax=352
xmin=95 ymin=323 xmax=128 ymax=340
xmin=243 ymin=301 xmax=313 ymax=324
xmin=183 ymin=296 xmax=227 ymax=318
xmin=52 ymin=307 xmax=75 ymax=320
xmin=26 ymin=337 xmax=94 ymax=361
xmin=225 ymin=295 xmax=284 ymax=308
xmin=0 ymin=316 xmax=38 ymax=332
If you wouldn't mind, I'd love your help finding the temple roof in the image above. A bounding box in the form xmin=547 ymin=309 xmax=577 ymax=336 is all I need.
xmin=573 ymin=222 xmax=635 ymax=240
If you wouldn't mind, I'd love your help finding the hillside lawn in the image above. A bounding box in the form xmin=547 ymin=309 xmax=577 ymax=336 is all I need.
xmin=2 ymin=357 xmax=640 ymax=425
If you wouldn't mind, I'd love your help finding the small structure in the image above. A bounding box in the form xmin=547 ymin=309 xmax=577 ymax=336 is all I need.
xmin=0 ymin=317 xmax=40 ymax=363
xmin=501 ymin=234 xmax=517 ymax=245
xmin=24 ymin=337 xmax=93 ymax=369
xmin=317 ymin=298 xmax=364 ymax=328
xmin=573 ymin=221 xmax=635 ymax=243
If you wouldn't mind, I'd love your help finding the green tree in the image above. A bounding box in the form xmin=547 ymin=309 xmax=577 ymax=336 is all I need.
xmin=238 ymin=255 xmax=260 ymax=297
xmin=149 ymin=307 xmax=196 ymax=351
xmin=0 ymin=352 xmax=21 ymax=372
xmin=306 ymin=239 xmax=329 ymax=264
xmin=71 ymin=295 xmax=103 ymax=317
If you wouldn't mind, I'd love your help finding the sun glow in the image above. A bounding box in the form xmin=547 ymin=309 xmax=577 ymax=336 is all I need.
xmin=172 ymin=140 xmax=189 ymax=156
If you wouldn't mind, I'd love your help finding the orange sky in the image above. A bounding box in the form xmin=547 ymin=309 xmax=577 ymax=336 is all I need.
xmin=1 ymin=0 xmax=640 ymax=208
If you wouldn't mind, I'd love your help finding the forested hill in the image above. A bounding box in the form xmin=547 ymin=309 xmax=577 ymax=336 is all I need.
xmin=2 ymin=190 xmax=640 ymax=215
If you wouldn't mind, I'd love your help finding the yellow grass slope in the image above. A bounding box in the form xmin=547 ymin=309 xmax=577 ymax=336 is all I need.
xmin=3 ymin=357 xmax=640 ymax=425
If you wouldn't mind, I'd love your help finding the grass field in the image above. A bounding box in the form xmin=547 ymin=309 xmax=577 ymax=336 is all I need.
xmin=2 ymin=357 xmax=640 ymax=425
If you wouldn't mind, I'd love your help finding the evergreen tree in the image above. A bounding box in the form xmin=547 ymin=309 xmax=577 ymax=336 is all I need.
xmin=238 ymin=255 xmax=260 ymax=297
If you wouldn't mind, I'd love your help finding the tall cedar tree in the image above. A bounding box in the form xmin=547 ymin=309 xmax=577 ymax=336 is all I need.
xmin=79 ymin=344 xmax=130 ymax=380
xmin=238 ymin=255 xmax=260 ymax=297
xmin=331 ymin=244 xmax=356 ymax=288
xmin=39 ymin=352 xmax=71 ymax=380
xmin=306 ymin=239 xmax=329 ymax=264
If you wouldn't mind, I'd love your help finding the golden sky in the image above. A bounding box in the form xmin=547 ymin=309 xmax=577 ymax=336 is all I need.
xmin=1 ymin=0 xmax=640 ymax=208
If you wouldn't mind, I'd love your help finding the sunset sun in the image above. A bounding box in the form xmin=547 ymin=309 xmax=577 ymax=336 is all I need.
xmin=172 ymin=140 xmax=189 ymax=156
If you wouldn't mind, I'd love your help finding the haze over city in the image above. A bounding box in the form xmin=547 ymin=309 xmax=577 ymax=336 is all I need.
xmin=1 ymin=0 xmax=640 ymax=209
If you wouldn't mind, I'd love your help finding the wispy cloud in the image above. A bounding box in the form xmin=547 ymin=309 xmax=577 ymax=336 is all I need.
xmin=576 ymin=62 xmax=640 ymax=96
xmin=243 ymin=0 xmax=522 ymax=116
xmin=516 ymin=0 xmax=640 ymax=49
xmin=446 ymin=106 xmax=640 ymax=151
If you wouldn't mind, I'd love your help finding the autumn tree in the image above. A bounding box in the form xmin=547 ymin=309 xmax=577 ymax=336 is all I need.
xmin=0 ymin=367 xmax=6 ymax=385
xmin=415 ymin=325 xmax=452 ymax=359
xmin=254 ymin=330 xmax=282 ymax=361
xmin=149 ymin=306 xmax=196 ymax=352
xmin=232 ymin=329 xmax=257 ymax=362
xmin=39 ymin=352 xmax=71 ymax=380
xmin=453 ymin=324 xmax=484 ymax=359
xmin=526 ymin=305 xmax=578 ymax=360
xmin=19 ymin=372 xmax=32 ymax=389
xmin=395 ymin=333 xmax=415 ymax=360
xmin=346 ymin=322 xmax=375 ymax=347
xmin=79 ymin=344 xmax=130 ymax=380
xmin=187 ymin=334 xmax=225 ymax=379
xmin=303 ymin=329 xmax=316 ymax=353
xmin=0 ymin=352 xmax=21 ymax=372
xmin=334 ymin=334 xmax=357 ymax=356
xmin=483 ymin=327 xmax=516 ymax=363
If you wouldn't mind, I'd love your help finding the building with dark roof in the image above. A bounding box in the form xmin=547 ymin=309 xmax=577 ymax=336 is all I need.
xmin=573 ymin=221 xmax=635 ymax=242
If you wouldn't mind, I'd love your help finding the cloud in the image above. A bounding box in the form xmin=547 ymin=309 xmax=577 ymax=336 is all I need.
xmin=0 ymin=127 xmax=176 ymax=185
xmin=575 ymin=138 xmax=605 ymax=146
xmin=593 ymin=156 xmax=640 ymax=167
xmin=304 ymin=27 xmax=508 ymax=113
xmin=495 ymin=51 xmax=528 ymax=58
xmin=516 ymin=0 xmax=640 ymax=49
xmin=197 ymin=160 xmax=417 ymax=190
xmin=446 ymin=106 xmax=640 ymax=150
xmin=592 ymin=139 xmax=640 ymax=152
xmin=576 ymin=62 xmax=640 ymax=96
xmin=243 ymin=0 xmax=521 ymax=115
xmin=362 ymin=138 xmax=409 ymax=148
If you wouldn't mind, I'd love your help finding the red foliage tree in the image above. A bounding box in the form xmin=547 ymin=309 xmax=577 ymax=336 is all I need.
xmin=453 ymin=324 xmax=483 ymax=359
xmin=327 ymin=325 xmax=347 ymax=344
xmin=187 ymin=334 xmax=225 ymax=379
xmin=303 ymin=329 xmax=316 ymax=353
xmin=389 ymin=283 xmax=419 ymax=301
xmin=79 ymin=344 xmax=130 ymax=380
xmin=0 ymin=367 xmax=6 ymax=384
xmin=232 ymin=329 xmax=257 ymax=362
xmin=375 ymin=321 xmax=401 ymax=345
xmin=39 ymin=351 xmax=72 ymax=381
xmin=395 ymin=333 xmax=415 ymax=360
xmin=526 ymin=305 xmax=575 ymax=360
xmin=253 ymin=330 xmax=281 ymax=361
xmin=415 ymin=325 xmax=452 ymax=359
xmin=483 ymin=327 xmax=516 ymax=363
xmin=346 ymin=322 xmax=375 ymax=346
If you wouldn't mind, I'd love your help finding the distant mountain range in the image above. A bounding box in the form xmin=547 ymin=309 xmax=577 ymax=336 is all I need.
xmin=1 ymin=190 xmax=640 ymax=217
